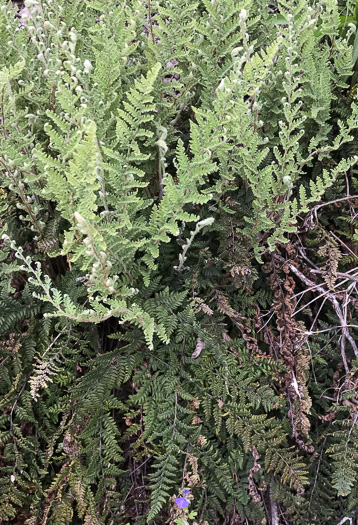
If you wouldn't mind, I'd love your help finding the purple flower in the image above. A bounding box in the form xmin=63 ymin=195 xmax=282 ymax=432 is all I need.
xmin=182 ymin=489 xmax=190 ymax=497
xmin=175 ymin=497 xmax=189 ymax=509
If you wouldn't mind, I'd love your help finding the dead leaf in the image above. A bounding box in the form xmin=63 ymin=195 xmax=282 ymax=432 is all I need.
xmin=192 ymin=338 xmax=205 ymax=359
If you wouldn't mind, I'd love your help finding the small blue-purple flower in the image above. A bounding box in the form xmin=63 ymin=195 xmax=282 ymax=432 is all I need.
xmin=182 ymin=489 xmax=190 ymax=497
xmin=175 ymin=496 xmax=189 ymax=509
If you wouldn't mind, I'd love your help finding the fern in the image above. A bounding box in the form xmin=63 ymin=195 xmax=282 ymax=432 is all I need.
xmin=1 ymin=0 xmax=358 ymax=523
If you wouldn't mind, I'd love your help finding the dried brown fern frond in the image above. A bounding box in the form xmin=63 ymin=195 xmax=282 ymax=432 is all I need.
xmin=317 ymin=234 xmax=342 ymax=290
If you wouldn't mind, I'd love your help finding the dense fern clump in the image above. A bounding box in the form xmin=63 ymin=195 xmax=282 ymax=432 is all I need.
xmin=1 ymin=0 xmax=358 ymax=523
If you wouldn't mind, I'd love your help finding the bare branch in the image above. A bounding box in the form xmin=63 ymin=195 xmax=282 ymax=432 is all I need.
xmin=275 ymin=254 xmax=358 ymax=373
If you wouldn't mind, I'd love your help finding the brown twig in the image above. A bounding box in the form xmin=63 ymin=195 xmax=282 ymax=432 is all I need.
xmin=147 ymin=0 xmax=156 ymax=45
xmin=309 ymin=195 xmax=358 ymax=214
xmin=310 ymin=269 xmax=358 ymax=283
